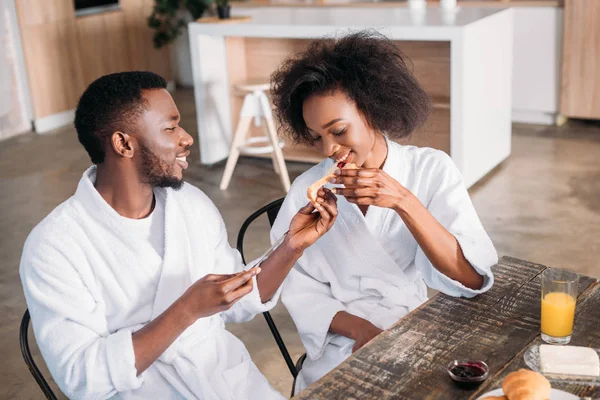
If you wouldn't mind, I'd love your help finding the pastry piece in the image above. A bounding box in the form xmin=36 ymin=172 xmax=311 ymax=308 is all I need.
xmin=539 ymin=344 xmax=600 ymax=378
xmin=307 ymin=161 xmax=359 ymax=204
xmin=501 ymin=369 xmax=551 ymax=400
xmin=480 ymin=396 xmax=508 ymax=400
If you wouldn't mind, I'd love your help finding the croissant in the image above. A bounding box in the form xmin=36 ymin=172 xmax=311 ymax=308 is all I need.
xmin=480 ymin=396 xmax=507 ymax=400
xmin=501 ymin=369 xmax=551 ymax=400
xmin=307 ymin=162 xmax=359 ymax=204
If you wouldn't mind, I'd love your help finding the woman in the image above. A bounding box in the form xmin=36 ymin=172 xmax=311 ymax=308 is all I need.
xmin=270 ymin=31 xmax=498 ymax=392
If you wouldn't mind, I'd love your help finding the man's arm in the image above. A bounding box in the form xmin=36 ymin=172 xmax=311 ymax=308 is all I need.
xmin=132 ymin=269 xmax=259 ymax=374
xmin=255 ymin=188 xmax=338 ymax=303
xmin=134 ymin=187 xmax=339 ymax=371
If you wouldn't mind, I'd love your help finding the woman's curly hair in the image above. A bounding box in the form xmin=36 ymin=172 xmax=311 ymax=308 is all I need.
xmin=270 ymin=30 xmax=431 ymax=145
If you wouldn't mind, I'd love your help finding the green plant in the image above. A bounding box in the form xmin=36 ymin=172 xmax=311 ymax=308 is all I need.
xmin=148 ymin=0 xmax=213 ymax=49
xmin=215 ymin=0 xmax=230 ymax=8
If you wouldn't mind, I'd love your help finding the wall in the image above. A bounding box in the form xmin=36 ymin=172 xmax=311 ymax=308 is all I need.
xmin=0 ymin=0 xmax=32 ymax=140
xmin=15 ymin=0 xmax=172 ymax=132
xmin=511 ymin=7 xmax=563 ymax=125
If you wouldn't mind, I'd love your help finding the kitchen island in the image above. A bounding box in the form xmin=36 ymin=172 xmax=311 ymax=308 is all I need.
xmin=188 ymin=6 xmax=513 ymax=187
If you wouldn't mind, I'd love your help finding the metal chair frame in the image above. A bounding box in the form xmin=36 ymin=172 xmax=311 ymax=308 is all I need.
xmin=236 ymin=197 xmax=307 ymax=395
xmin=20 ymin=309 xmax=58 ymax=400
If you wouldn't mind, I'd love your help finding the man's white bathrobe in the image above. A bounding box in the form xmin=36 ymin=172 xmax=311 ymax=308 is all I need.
xmin=271 ymin=140 xmax=498 ymax=392
xmin=20 ymin=167 xmax=285 ymax=400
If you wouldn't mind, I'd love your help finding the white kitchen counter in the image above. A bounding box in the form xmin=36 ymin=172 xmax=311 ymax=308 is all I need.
xmin=191 ymin=7 xmax=505 ymax=40
xmin=189 ymin=6 xmax=513 ymax=187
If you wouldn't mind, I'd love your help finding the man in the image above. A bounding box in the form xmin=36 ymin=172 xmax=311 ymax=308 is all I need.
xmin=20 ymin=71 xmax=338 ymax=399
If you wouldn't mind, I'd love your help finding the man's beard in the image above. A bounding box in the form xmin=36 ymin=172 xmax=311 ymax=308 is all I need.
xmin=139 ymin=142 xmax=184 ymax=190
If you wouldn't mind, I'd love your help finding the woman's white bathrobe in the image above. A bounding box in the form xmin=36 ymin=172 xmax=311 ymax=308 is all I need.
xmin=271 ymin=141 xmax=498 ymax=391
xmin=20 ymin=167 xmax=285 ymax=400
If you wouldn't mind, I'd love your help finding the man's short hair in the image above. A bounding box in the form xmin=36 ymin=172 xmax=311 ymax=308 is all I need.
xmin=74 ymin=71 xmax=167 ymax=164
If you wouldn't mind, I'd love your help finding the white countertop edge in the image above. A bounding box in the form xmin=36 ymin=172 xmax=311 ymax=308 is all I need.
xmin=188 ymin=24 xmax=465 ymax=40
xmin=189 ymin=7 xmax=510 ymax=40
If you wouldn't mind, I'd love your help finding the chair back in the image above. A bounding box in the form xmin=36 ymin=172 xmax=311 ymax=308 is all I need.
xmin=237 ymin=197 xmax=284 ymax=265
xmin=20 ymin=309 xmax=58 ymax=400
xmin=235 ymin=197 xmax=300 ymax=378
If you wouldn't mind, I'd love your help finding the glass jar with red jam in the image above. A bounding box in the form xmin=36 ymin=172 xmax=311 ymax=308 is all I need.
xmin=447 ymin=360 xmax=489 ymax=389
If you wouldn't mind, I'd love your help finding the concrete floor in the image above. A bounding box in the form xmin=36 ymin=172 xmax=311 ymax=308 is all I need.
xmin=1 ymin=88 xmax=599 ymax=399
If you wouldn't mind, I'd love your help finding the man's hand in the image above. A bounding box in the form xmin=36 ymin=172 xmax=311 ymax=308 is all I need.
xmin=286 ymin=187 xmax=338 ymax=253
xmin=182 ymin=268 xmax=261 ymax=321
xmin=131 ymin=267 xmax=260 ymax=375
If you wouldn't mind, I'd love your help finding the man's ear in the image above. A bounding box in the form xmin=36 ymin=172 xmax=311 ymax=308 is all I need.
xmin=110 ymin=131 xmax=135 ymax=159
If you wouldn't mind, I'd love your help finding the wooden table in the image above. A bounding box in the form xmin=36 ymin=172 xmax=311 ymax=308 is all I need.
xmin=294 ymin=256 xmax=600 ymax=399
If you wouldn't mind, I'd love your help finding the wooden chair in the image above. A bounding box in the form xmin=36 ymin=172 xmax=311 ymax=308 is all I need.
xmin=220 ymin=82 xmax=291 ymax=193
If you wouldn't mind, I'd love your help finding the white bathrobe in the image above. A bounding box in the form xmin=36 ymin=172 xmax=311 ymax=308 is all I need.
xmin=271 ymin=140 xmax=498 ymax=391
xmin=20 ymin=166 xmax=285 ymax=400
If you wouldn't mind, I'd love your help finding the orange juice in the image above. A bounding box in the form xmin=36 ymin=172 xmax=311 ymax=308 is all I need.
xmin=541 ymin=292 xmax=576 ymax=337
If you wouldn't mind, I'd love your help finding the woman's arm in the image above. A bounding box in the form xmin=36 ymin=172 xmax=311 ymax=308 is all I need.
xmin=393 ymin=196 xmax=483 ymax=290
xmin=330 ymin=311 xmax=383 ymax=352
xmin=332 ymin=168 xmax=484 ymax=290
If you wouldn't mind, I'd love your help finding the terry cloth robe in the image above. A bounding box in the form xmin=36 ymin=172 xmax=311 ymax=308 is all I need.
xmin=271 ymin=140 xmax=498 ymax=392
xmin=20 ymin=166 xmax=285 ymax=400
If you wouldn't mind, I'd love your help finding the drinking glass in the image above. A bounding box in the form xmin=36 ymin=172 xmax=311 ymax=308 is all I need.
xmin=540 ymin=268 xmax=579 ymax=344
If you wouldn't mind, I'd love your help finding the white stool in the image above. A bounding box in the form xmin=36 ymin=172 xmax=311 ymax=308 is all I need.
xmin=219 ymin=82 xmax=291 ymax=192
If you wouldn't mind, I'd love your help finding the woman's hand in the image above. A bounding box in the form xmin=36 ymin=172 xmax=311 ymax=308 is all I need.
xmin=330 ymin=311 xmax=384 ymax=353
xmin=351 ymin=319 xmax=384 ymax=353
xmin=329 ymin=168 xmax=413 ymax=211
xmin=286 ymin=188 xmax=338 ymax=253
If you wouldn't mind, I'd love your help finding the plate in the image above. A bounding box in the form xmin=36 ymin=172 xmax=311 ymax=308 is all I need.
xmin=524 ymin=345 xmax=600 ymax=386
xmin=477 ymin=389 xmax=579 ymax=400
xmin=476 ymin=388 xmax=578 ymax=400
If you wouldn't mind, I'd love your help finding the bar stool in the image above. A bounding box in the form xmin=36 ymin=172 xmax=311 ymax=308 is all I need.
xmin=219 ymin=82 xmax=291 ymax=192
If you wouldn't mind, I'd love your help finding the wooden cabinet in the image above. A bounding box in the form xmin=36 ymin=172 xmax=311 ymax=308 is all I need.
xmin=560 ymin=0 xmax=600 ymax=120
xmin=15 ymin=0 xmax=172 ymax=120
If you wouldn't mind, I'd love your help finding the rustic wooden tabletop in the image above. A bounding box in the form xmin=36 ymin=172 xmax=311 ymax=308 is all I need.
xmin=294 ymin=256 xmax=600 ymax=399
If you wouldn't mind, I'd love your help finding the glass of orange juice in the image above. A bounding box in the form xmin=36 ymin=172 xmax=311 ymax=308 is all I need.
xmin=541 ymin=268 xmax=579 ymax=344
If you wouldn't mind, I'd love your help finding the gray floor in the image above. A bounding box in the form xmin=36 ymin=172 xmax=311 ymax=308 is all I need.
xmin=1 ymin=88 xmax=599 ymax=399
